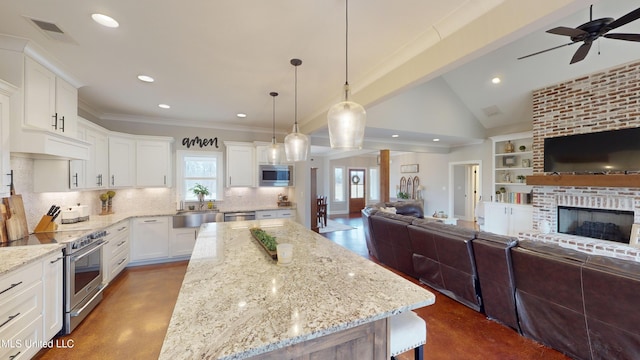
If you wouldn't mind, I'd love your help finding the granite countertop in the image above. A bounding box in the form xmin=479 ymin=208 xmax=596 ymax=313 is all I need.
xmin=0 ymin=244 xmax=64 ymax=276
xmin=159 ymin=219 xmax=435 ymax=359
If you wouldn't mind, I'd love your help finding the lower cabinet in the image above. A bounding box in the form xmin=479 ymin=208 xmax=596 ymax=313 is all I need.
xmin=0 ymin=256 xmax=48 ymax=360
xmin=483 ymin=202 xmax=533 ymax=237
xmin=131 ymin=217 xmax=169 ymax=264
xmin=170 ymin=227 xmax=198 ymax=258
xmin=255 ymin=209 xmax=296 ymax=220
xmin=102 ymin=221 xmax=130 ymax=285
xmin=43 ymin=251 xmax=63 ymax=342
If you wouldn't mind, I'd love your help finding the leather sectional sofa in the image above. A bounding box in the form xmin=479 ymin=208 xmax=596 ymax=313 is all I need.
xmin=362 ymin=202 xmax=640 ymax=360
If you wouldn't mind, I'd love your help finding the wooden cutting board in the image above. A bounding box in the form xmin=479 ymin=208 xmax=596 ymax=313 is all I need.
xmin=0 ymin=204 xmax=7 ymax=243
xmin=3 ymin=194 xmax=29 ymax=241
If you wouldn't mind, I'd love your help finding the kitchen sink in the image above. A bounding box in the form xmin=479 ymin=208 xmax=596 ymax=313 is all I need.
xmin=173 ymin=211 xmax=220 ymax=228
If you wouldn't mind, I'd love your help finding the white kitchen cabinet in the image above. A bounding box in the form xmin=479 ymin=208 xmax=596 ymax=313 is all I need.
xmin=255 ymin=209 xmax=295 ymax=220
xmin=483 ymin=202 xmax=533 ymax=237
xmin=131 ymin=217 xmax=169 ymax=264
xmin=81 ymin=118 xmax=109 ymax=189
xmin=24 ymin=56 xmax=77 ymax=136
xmin=170 ymin=227 xmax=198 ymax=258
xmin=0 ymin=80 xmax=15 ymax=197
xmin=109 ymin=134 xmax=136 ymax=187
xmin=136 ymin=138 xmax=172 ymax=187
xmin=43 ymin=251 xmax=63 ymax=341
xmin=0 ymin=259 xmax=44 ymax=360
xmin=102 ymin=221 xmax=130 ymax=285
xmin=225 ymin=141 xmax=255 ymax=187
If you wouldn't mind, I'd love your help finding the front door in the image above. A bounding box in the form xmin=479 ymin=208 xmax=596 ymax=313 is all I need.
xmin=349 ymin=169 xmax=366 ymax=213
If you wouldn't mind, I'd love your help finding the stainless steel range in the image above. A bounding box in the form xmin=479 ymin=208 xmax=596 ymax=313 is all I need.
xmin=61 ymin=230 xmax=108 ymax=334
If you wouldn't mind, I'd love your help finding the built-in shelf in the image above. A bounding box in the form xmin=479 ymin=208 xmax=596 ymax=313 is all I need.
xmin=526 ymin=174 xmax=640 ymax=188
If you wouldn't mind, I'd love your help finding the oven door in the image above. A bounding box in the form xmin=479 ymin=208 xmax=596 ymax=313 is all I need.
xmin=65 ymin=240 xmax=105 ymax=312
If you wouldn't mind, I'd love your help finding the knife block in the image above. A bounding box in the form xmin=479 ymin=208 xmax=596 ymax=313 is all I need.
xmin=34 ymin=215 xmax=58 ymax=233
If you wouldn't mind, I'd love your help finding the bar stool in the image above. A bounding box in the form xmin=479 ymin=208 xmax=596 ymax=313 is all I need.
xmin=390 ymin=311 xmax=426 ymax=360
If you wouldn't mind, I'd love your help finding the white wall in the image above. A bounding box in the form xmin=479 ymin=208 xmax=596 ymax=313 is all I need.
xmin=390 ymin=152 xmax=449 ymax=215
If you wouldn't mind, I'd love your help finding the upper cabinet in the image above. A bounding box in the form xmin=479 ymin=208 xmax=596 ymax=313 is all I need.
xmin=136 ymin=138 xmax=173 ymax=187
xmin=0 ymin=80 xmax=16 ymax=197
xmin=109 ymin=134 xmax=136 ymax=188
xmin=24 ymin=57 xmax=77 ymax=137
xmin=81 ymin=118 xmax=109 ymax=189
xmin=225 ymin=141 xmax=255 ymax=187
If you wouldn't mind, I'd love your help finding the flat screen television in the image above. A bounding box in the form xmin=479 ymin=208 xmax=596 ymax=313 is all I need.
xmin=544 ymin=127 xmax=640 ymax=173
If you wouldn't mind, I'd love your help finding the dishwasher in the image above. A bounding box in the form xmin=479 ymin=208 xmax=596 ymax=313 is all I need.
xmin=224 ymin=211 xmax=256 ymax=222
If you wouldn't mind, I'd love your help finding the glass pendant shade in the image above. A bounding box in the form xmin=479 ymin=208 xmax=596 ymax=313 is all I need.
xmin=284 ymin=124 xmax=309 ymax=162
xmin=284 ymin=58 xmax=309 ymax=162
xmin=267 ymin=143 xmax=281 ymax=165
xmin=327 ymin=99 xmax=366 ymax=149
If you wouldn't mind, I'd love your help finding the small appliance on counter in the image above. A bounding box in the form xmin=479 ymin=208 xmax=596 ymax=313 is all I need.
xmin=60 ymin=204 xmax=90 ymax=224
xmin=277 ymin=193 xmax=291 ymax=207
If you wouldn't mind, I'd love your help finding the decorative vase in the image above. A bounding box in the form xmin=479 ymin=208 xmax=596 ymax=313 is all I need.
xmin=504 ymin=140 xmax=514 ymax=153
xmin=107 ymin=198 xmax=113 ymax=214
xmin=101 ymin=200 xmax=108 ymax=215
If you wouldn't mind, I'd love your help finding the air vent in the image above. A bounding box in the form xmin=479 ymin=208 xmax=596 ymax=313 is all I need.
xmin=482 ymin=105 xmax=501 ymax=117
xmin=25 ymin=17 xmax=77 ymax=44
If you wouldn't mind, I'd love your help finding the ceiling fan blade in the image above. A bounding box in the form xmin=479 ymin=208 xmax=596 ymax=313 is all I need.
xmin=604 ymin=7 xmax=640 ymax=32
xmin=570 ymin=42 xmax=592 ymax=64
xmin=547 ymin=26 xmax=588 ymax=37
xmin=604 ymin=33 xmax=640 ymax=42
xmin=517 ymin=42 xmax=576 ymax=60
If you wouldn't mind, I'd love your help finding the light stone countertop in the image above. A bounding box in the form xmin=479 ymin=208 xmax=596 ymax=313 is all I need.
xmin=0 ymin=244 xmax=64 ymax=276
xmin=159 ymin=219 xmax=435 ymax=360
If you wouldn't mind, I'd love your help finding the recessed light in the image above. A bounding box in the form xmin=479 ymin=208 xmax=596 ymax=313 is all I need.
xmin=491 ymin=77 xmax=501 ymax=84
xmin=137 ymin=75 xmax=154 ymax=83
xmin=91 ymin=13 xmax=119 ymax=28
xmin=158 ymin=104 xmax=170 ymax=109
xmin=391 ymin=134 xmax=399 ymax=138
xmin=433 ymin=138 xmax=440 ymax=142
xmin=237 ymin=113 xmax=247 ymax=118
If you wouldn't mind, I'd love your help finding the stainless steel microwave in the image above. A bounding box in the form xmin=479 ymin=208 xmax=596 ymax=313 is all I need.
xmin=259 ymin=165 xmax=293 ymax=187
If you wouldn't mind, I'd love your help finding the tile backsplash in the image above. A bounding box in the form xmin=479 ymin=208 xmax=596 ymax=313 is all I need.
xmin=12 ymin=156 xmax=292 ymax=231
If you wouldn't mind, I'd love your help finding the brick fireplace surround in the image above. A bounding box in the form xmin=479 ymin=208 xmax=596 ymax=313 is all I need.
xmin=520 ymin=60 xmax=640 ymax=262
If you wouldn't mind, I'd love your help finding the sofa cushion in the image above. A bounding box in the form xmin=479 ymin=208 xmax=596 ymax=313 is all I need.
xmin=582 ymin=255 xmax=640 ymax=359
xmin=369 ymin=212 xmax=417 ymax=277
xmin=472 ymin=232 xmax=518 ymax=330
xmin=510 ymin=241 xmax=590 ymax=359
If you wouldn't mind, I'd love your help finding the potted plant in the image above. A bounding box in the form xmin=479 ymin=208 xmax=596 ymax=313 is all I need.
xmin=519 ymin=145 xmax=526 ymax=151
xmin=398 ymin=191 xmax=409 ymax=199
xmin=517 ymin=175 xmax=526 ymax=183
xmin=190 ymin=183 xmax=210 ymax=202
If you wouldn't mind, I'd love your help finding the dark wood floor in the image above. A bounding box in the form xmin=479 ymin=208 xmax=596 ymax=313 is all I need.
xmin=35 ymin=215 xmax=569 ymax=360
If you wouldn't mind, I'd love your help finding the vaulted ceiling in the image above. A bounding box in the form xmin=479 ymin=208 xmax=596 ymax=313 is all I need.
xmin=1 ymin=0 xmax=639 ymax=154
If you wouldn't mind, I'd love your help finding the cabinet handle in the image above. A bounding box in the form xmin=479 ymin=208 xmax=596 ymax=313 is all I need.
xmin=9 ymin=351 xmax=21 ymax=360
xmin=52 ymin=113 xmax=58 ymax=130
xmin=59 ymin=115 xmax=65 ymax=132
xmin=72 ymin=172 xmax=78 ymax=188
xmin=262 ymin=214 xmax=272 ymax=218
xmin=504 ymin=207 xmax=507 ymax=214
xmin=143 ymin=219 xmax=158 ymax=223
xmin=50 ymin=257 xmax=62 ymax=264
xmin=164 ymin=175 xmax=167 ymax=185
xmin=0 ymin=312 xmax=20 ymax=329
xmin=97 ymin=174 xmax=103 ymax=186
xmin=116 ymin=240 xmax=126 ymax=247
xmin=0 ymin=281 xmax=22 ymax=296
xmin=117 ymin=258 xmax=126 ymax=266
xmin=117 ymin=226 xmax=127 ymax=232
xmin=112 ymin=175 xmax=115 ymax=186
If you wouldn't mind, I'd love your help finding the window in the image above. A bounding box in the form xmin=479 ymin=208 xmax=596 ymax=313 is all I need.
xmin=369 ymin=167 xmax=379 ymax=202
xmin=334 ymin=167 xmax=344 ymax=202
xmin=177 ymin=150 xmax=224 ymax=201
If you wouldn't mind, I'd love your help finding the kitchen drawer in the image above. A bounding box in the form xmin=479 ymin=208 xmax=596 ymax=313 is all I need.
xmin=0 ymin=314 xmax=42 ymax=360
xmin=276 ymin=209 xmax=295 ymax=218
xmin=109 ymin=250 xmax=129 ymax=281
xmin=0 ymin=261 xmax=42 ymax=305
xmin=0 ymin=280 xmax=42 ymax=342
xmin=108 ymin=234 xmax=130 ymax=259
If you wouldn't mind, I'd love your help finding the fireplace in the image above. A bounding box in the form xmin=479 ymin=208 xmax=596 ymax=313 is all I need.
xmin=558 ymin=206 xmax=634 ymax=244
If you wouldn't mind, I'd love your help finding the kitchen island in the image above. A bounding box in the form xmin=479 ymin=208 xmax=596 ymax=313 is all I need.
xmin=159 ymin=219 xmax=435 ymax=359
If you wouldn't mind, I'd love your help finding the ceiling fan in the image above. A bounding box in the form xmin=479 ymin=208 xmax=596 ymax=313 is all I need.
xmin=518 ymin=6 xmax=640 ymax=64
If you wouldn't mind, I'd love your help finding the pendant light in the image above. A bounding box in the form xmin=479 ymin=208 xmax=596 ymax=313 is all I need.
xmin=284 ymin=58 xmax=309 ymax=162
xmin=327 ymin=0 xmax=366 ymax=150
xmin=267 ymin=91 xmax=281 ymax=165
